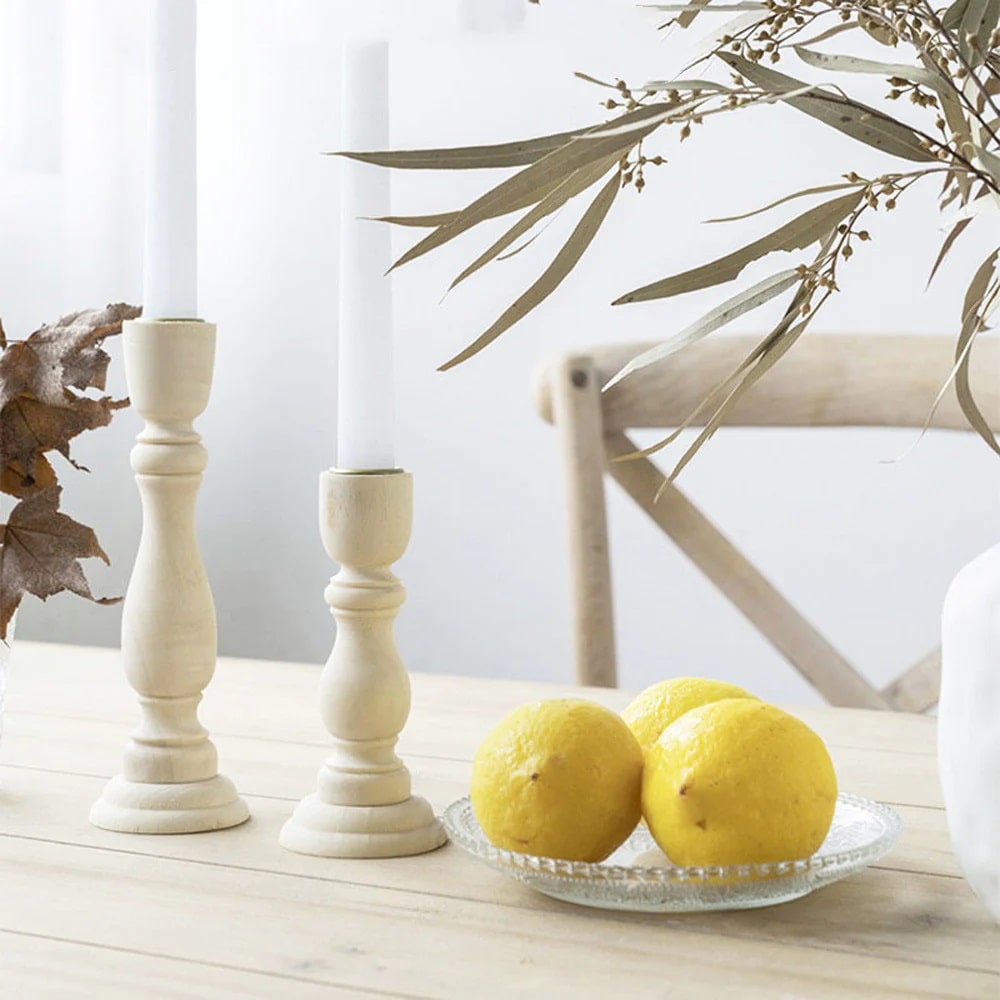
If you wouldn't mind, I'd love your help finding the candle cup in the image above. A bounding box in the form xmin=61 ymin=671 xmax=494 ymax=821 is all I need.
xmin=90 ymin=319 xmax=249 ymax=834
xmin=279 ymin=469 xmax=447 ymax=858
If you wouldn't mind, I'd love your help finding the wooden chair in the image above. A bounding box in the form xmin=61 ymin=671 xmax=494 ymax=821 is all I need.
xmin=533 ymin=334 xmax=1000 ymax=709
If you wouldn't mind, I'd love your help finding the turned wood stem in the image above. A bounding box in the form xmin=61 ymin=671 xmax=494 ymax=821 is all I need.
xmin=279 ymin=470 xmax=446 ymax=858
xmin=90 ymin=319 xmax=248 ymax=835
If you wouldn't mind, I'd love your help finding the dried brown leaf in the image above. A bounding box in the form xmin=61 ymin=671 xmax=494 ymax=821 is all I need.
xmin=1 ymin=394 xmax=128 ymax=479
xmin=0 ymin=455 xmax=57 ymax=500
xmin=0 ymin=486 xmax=119 ymax=640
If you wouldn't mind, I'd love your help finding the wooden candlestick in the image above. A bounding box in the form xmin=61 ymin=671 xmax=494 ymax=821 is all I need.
xmin=90 ymin=319 xmax=249 ymax=834
xmin=279 ymin=469 xmax=447 ymax=858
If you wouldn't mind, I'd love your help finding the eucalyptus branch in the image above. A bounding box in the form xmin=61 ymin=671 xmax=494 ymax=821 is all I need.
xmin=919 ymin=0 xmax=1000 ymax=121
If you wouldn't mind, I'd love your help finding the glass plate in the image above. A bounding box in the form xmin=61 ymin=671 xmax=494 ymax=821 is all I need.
xmin=443 ymin=793 xmax=901 ymax=912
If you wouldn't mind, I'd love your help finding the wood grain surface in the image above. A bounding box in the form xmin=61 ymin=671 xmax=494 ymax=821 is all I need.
xmin=0 ymin=643 xmax=995 ymax=999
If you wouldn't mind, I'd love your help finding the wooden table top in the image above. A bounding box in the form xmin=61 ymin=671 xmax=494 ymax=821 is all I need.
xmin=0 ymin=642 xmax=996 ymax=999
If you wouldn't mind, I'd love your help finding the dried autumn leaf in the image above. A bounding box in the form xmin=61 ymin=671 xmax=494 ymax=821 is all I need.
xmin=0 ymin=303 xmax=136 ymax=483
xmin=1 ymin=393 xmax=128 ymax=480
xmin=0 ymin=341 xmax=39 ymax=412
xmin=25 ymin=303 xmax=140 ymax=400
xmin=0 ymin=486 xmax=119 ymax=640
xmin=0 ymin=455 xmax=57 ymax=500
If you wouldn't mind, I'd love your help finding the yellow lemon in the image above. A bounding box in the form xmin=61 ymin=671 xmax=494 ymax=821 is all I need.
xmin=470 ymin=699 xmax=643 ymax=862
xmin=622 ymin=677 xmax=756 ymax=754
xmin=642 ymin=698 xmax=837 ymax=866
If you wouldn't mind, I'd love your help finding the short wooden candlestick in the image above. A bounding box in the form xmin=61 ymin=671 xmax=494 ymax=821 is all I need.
xmin=90 ymin=319 xmax=249 ymax=835
xmin=279 ymin=469 xmax=447 ymax=858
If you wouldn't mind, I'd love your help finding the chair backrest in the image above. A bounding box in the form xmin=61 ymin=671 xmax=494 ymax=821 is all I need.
xmin=534 ymin=333 xmax=1000 ymax=710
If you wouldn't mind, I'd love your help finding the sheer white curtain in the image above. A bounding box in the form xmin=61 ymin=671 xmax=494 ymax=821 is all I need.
xmin=2 ymin=0 xmax=995 ymax=700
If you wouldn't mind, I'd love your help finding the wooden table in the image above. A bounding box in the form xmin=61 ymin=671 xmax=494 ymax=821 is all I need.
xmin=0 ymin=643 xmax=996 ymax=999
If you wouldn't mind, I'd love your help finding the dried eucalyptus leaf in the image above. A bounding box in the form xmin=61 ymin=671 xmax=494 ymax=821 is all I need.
xmin=935 ymin=81 xmax=973 ymax=202
xmin=943 ymin=0 xmax=972 ymax=30
xmin=392 ymin=116 xmax=656 ymax=271
xmin=673 ymin=0 xmax=713 ymax=29
xmin=450 ymin=153 xmax=621 ymax=291
xmin=605 ymin=268 xmax=800 ymax=389
xmin=975 ymin=144 xmax=1000 ymax=186
xmin=624 ymin=286 xmax=810 ymax=459
xmin=928 ymin=218 xmax=973 ymax=287
xmin=685 ymin=10 xmax=771 ymax=68
xmin=496 ymin=230 xmax=546 ymax=261
xmin=666 ymin=309 xmax=810 ymax=481
xmin=438 ymin=172 xmax=620 ymax=371
xmin=795 ymin=22 xmax=859 ymax=47
xmin=614 ymin=189 xmax=862 ymax=304
xmin=945 ymin=188 xmax=1000 ymax=224
xmin=959 ymin=0 xmax=999 ymax=64
xmin=583 ymin=99 xmax=686 ymax=138
xmin=574 ymin=71 xmax=619 ymax=89
xmin=719 ymin=53 xmax=937 ymax=162
xmin=640 ymin=78 xmax=733 ymax=93
xmin=954 ymin=249 xmax=1000 ymax=453
xmin=332 ymin=127 xmax=586 ymax=170
xmin=368 ymin=211 xmax=461 ymax=229
xmin=858 ymin=14 xmax=898 ymax=46
xmin=793 ymin=47 xmax=943 ymax=90
xmin=706 ymin=182 xmax=862 ymax=223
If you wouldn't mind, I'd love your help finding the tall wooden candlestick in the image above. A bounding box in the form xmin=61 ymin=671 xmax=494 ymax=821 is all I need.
xmin=90 ymin=320 xmax=249 ymax=834
xmin=279 ymin=470 xmax=446 ymax=858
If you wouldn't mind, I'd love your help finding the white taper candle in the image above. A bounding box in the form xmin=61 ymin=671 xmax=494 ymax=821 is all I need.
xmin=143 ymin=0 xmax=198 ymax=320
xmin=337 ymin=41 xmax=395 ymax=471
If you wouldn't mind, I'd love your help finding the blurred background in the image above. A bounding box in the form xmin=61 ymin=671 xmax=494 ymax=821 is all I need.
xmin=1 ymin=0 xmax=997 ymax=704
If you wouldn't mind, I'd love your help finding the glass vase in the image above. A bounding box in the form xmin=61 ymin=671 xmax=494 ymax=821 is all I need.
xmin=0 ymin=611 xmax=14 ymax=747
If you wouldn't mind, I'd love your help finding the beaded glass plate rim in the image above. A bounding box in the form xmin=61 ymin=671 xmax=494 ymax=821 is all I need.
xmin=442 ymin=792 xmax=902 ymax=885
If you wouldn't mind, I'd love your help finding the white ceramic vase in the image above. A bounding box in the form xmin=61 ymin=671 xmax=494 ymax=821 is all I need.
xmin=939 ymin=542 xmax=1000 ymax=923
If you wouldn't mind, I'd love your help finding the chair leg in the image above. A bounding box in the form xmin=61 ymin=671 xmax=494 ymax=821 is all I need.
xmin=551 ymin=356 xmax=617 ymax=687
xmin=605 ymin=432 xmax=890 ymax=709
xmin=882 ymin=647 xmax=941 ymax=713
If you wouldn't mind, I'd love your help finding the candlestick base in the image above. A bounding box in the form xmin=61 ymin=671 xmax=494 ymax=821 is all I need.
xmin=279 ymin=470 xmax=447 ymax=859
xmin=90 ymin=774 xmax=249 ymax=835
xmin=280 ymin=792 xmax=444 ymax=859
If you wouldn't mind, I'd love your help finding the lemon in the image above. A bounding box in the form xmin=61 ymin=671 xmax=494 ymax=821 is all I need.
xmin=642 ymin=698 xmax=837 ymax=866
xmin=622 ymin=677 xmax=756 ymax=754
xmin=470 ymin=699 xmax=643 ymax=862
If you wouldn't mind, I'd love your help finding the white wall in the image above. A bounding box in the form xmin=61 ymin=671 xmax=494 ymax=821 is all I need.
xmin=2 ymin=0 xmax=997 ymax=705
